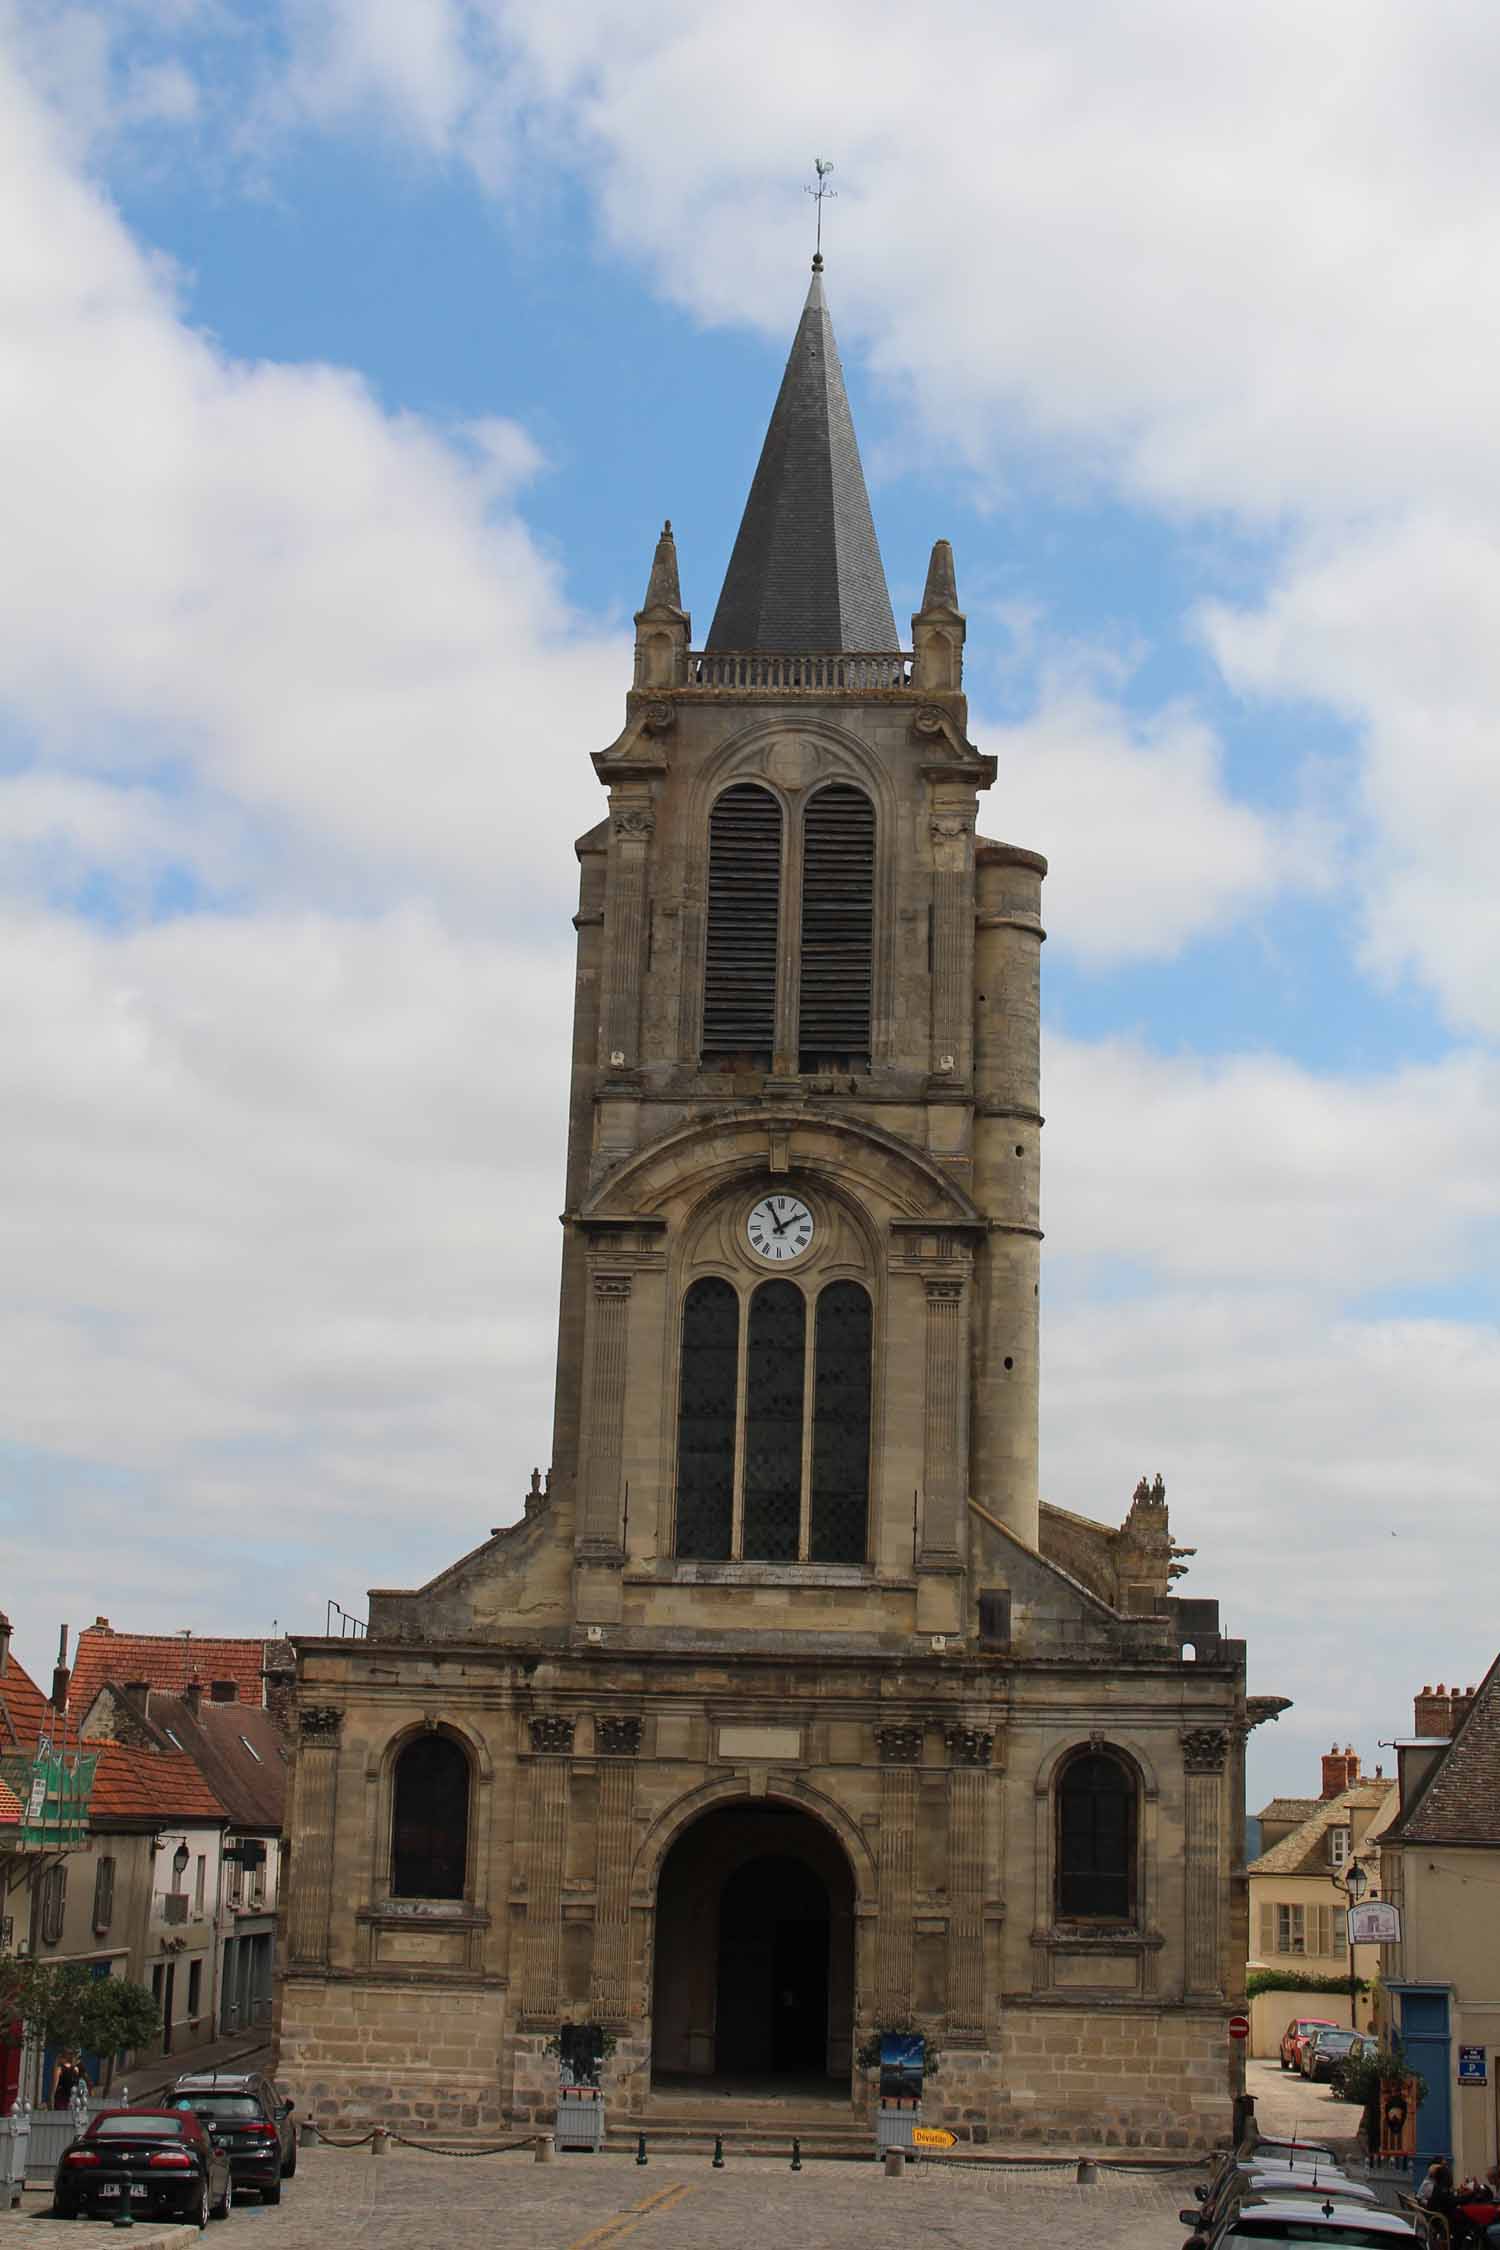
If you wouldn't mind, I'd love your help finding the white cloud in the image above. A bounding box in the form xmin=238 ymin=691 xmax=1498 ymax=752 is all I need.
xmin=0 ymin=29 xmax=621 ymax=920
xmin=979 ymin=682 xmax=1300 ymax=964
xmin=1203 ymin=515 xmax=1500 ymax=1039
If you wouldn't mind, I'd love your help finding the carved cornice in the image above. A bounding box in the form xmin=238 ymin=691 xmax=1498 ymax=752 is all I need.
xmin=529 ymin=1716 xmax=576 ymax=1756
xmin=945 ymin=1726 xmax=994 ymax=1769
xmin=875 ymin=1724 xmax=924 ymax=1767
xmin=298 ymin=1705 xmax=343 ymax=1741
xmin=1180 ymin=1726 xmax=1230 ymax=1774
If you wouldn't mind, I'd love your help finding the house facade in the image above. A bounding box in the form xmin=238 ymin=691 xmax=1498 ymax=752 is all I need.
xmin=279 ymin=259 xmax=1272 ymax=2150
xmin=1246 ymin=1749 xmax=1397 ymax=2056
xmin=1381 ymin=1667 xmax=1500 ymax=2181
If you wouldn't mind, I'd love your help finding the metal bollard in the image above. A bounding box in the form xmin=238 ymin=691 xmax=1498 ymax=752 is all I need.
xmin=371 ymin=2126 xmax=388 ymax=2157
xmin=299 ymin=2119 xmax=320 ymax=2148
xmin=533 ymin=2133 xmax=556 ymax=2165
xmin=1077 ymin=2159 xmax=1099 ymax=2184
xmin=712 ymin=2134 xmax=725 ymax=2169
xmin=791 ymin=2137 xmax=802 ymax=2172
xmin=635 ymin=2131 xmax=648 ymax=2166
xmin=884 ymin=2146 xmax=906 ymax=2178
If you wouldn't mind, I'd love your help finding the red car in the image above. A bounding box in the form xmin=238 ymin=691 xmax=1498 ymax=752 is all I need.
xmin=1280 ymin=2015 xmax=1338 ymax=2071
xmin=53 ymin=2107 xmax=232 ymax=2226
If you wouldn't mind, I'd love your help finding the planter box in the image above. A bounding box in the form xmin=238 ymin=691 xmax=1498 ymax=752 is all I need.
xmin=875 ymin=2105 xmax=919 ymax=2154
xmin=556 ymin=2092 xmax=604 ymax=2151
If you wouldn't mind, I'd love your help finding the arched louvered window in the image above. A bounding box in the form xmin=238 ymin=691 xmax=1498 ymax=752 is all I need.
xmin=675 ymin=1278 xmax=740 ymax=1560
xmin=391 ymin=1733 xmax=470 ymax=1900
xmin=809 ymin=1282 xmax=872 ymax=1562
xmin=702 ymin=784 xmax=782 ymax=1063
xmin=798 ymin=784 xmax=874 ymax=1068
xmin=1056 ymin=1750 xmax=1137 ymax=1922
xmin=742 ymin=1281 xmax=806 ymax=1561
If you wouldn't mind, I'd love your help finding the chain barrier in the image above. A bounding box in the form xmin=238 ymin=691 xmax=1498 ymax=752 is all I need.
xmin=387 ymin=2133 xmax=535 ymax=2157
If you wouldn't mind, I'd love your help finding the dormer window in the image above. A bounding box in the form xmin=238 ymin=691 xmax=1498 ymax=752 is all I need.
xmin=1330 ymin=1827 xmax=1350 ymax=1866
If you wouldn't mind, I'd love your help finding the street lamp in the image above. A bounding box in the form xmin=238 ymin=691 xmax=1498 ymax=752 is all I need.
xmin=171 ymin=1842 xmax=190 ymax=1886
xmin=1342 ymin=1860 xmax=1369 ymax=2031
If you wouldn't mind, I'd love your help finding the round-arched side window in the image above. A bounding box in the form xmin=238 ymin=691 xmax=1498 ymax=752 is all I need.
xmin=391 ymin=1734 xmax=470 ymax=1900
xmin=1055 ymin=1750 xmax=1137 ymax=1922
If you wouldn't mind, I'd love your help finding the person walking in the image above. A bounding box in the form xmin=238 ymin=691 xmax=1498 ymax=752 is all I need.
xmin=50 ymin=2050 xmax=89 ymax=2109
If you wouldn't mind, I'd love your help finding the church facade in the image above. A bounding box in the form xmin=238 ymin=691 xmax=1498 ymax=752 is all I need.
xmin=278 ymin=262 xmax=1269 ymax=2148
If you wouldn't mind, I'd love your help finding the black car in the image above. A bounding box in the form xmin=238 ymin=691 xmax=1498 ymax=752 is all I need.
xmin=53 ymin=2106 xmax=232 ymax=2225
xmin=166 ymin=2070 xmax=297 ymax=2204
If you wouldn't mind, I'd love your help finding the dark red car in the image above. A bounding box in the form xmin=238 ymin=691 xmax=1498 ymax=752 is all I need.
xmin=1280 ymin=2015 xmax=1338 ymax=2070
xmin=53 ymin=2106 xmax=232 ymax=2225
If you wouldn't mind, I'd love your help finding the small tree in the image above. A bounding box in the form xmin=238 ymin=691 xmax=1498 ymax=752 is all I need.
xmin=75 ymin=1979 xmax=161 ymax=2069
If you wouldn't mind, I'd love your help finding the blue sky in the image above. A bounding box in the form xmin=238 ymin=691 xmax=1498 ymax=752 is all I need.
xmin=2 ymin=0 xmax=1499 ymax=1808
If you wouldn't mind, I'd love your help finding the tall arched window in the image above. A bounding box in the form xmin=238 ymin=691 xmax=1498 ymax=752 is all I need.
xmin=391 ymin=1734 xmax=470 ymax=1900
xmin=1056 ymin=1749 xmax=1137 ymax=1922
xmin=702 ymin=784 xmax=782 ymax=1064
xmin=798 ymin=784 xmax=874 ymax=1068
xmin=742 ymin=1281 xmax=806 ymax=1560
xmin=675 ymin=1278 xmax=740 ymax=1560
xmin=809 ymin=1281 xmax=872 ymax=1562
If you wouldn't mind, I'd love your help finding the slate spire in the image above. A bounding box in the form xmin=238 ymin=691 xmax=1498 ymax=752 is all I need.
xmin=706 ymin=261 xmax=898 ymax=654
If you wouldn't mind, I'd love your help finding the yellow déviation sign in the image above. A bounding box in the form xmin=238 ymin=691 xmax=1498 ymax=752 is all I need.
xmin=911 ymin=2127 xmax=957 ymax=2150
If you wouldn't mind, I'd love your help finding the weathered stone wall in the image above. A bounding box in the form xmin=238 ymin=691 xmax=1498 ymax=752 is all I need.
xmin=929 ymin=2010 xmax=1229 ymax=2149
xmin=279 ymin=1975 xmax=507 ymax=2131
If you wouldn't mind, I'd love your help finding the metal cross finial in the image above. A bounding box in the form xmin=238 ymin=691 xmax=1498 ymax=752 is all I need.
xmin=806 ymin=157 xmax=836 ymax=268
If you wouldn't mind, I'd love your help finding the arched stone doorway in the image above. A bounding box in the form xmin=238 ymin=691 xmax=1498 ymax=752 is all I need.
xmin=650 ymin=1800 xmax=856 ymax=2090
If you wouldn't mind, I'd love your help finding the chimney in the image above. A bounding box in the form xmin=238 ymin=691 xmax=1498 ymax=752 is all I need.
xmin=124 ymin=1680 xmax=151 ymax=1717
xmin=184 ymin=1680 xmax=204 ymax=1719
xmin=94 ymin=1616 xmax=110 ymax=1632
xmin=1414 ymin=1683 xmax=1475 ymax=1737
xmin=209 ymin=1680 xmax=239 ymax=1704
xmin=1321 ymin=1744 xmax=1358 ymax=1798
xmin=0 ymin=1612 xmax=10 ymax=1678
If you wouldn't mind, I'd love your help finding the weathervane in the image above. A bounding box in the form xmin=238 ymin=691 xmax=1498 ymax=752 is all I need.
xmin=806 ymin=157 xmax=836 ymax=268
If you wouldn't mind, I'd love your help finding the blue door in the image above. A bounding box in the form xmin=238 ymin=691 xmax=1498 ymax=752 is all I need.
xmin=1393 ymin=1985 xmax=1452 ymax=2178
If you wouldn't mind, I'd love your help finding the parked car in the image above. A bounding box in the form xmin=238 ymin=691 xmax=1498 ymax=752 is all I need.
xmin=1303 ymin=2027 xmax=1364 ymax=2081
xmin=1281 ymin=2016 xmax=1340 ymax=2070
xmin=166 ymin=2069 xmax=297 ymax=2205
xmin=1186 ymin=2193 xmax=1425 ymax=2250
xmin=52 ymin=2107 xmax=232 ymax=2226
xmin=1184 ymin=2159 xmax=1372 ymax=2237
xmin=1331 ymin=2033 xmax=1381 ymax=2099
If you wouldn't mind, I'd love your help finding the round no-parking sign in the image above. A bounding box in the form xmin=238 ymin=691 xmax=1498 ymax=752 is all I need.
xmin=1228 ymin=2014 xmax=1250 ymax=2040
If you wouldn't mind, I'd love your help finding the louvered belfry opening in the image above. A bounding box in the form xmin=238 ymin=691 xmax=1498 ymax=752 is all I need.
xmin=702 ymin=784 xmax=782 ymax=1064
xmin=742 ymin=1281 xmax=806 ymax=1561
xmin=809 ymin=1282 xmax=872 ymax=1563
xmin=675 ymin=1278 xmax=740 ymax=1560
xmin=798 ymin=784 xmax=874 ymax=1069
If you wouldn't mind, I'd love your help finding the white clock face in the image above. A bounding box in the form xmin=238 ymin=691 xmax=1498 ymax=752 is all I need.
xmin=747 ymin=1193 xmax=815 ymax=1264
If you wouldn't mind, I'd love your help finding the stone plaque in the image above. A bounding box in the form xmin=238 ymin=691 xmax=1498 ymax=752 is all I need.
xmin=718 ymin=1724 xmax=801 ymax=1762
xmin=378 ymin=1929 xmax=464 ymax=1966
xmin=1053 ymin=1951 xmax=1138 ymax=1991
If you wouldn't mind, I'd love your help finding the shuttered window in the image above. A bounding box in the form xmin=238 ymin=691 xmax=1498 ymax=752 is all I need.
xmin=798 ymin=784 xmax=874 ymax=1067
xmin=702 ymin=784 xmax=782 ymax=1062
xmin=92 ymin=1854 xmax=115 ymax=1936
xmin=674 ymin=1278 xmax=739 ymax=1560
xmin=809 ymin=1282 xmax=872 ymax=1562
xmin=1259 ymin=1901 xmax=1276 ymax=1957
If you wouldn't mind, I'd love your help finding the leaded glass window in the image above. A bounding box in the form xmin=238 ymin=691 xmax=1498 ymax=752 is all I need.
xmin=675 ymin=1277 xmax=739 ymax=1559
xmin=1056 ymin=1750 xmax=1136 ymax=1921
xmin=742 ymin=1281 xmax=806 ymax=1560
xmin=391 ymin=1734 xmax=470 ymax=1900
xmin=809 ymin=1281 xmax=871 ymax=1562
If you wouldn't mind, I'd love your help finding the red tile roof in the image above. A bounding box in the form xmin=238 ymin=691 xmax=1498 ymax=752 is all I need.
xmin=69 ymin=1625 xmax=268 ymax=1718
xmin=87 ymin=1742 xmax=226 ymax=1826
xmin=0 ymin=1777 xmax=22 ymax=1825
xmin=0 ymin=1651 xmax=52 ymax=1755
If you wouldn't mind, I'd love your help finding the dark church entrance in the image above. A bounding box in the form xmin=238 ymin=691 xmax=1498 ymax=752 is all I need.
xmin=650 ymin=1801 xmax=855 ymax=2091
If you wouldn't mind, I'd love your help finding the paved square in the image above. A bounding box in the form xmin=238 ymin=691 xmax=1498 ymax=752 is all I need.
xmin=166 ymin=2143 xmax=1195 ymax=2250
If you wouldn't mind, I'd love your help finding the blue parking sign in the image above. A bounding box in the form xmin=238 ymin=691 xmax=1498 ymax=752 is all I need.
xmin=1458 ymin=2046 xmax=1486 ymax=2085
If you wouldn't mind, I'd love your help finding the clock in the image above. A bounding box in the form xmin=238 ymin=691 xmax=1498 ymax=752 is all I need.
xmin=747 ymin=1193 xmax=815 ymax=1264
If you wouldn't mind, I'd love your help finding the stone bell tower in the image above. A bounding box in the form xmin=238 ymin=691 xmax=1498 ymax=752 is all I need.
xmin=551 ymin=253 xmax=1045 ymax=1640
xmin=280 ymin=256 xmax=1258 ymax=2157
